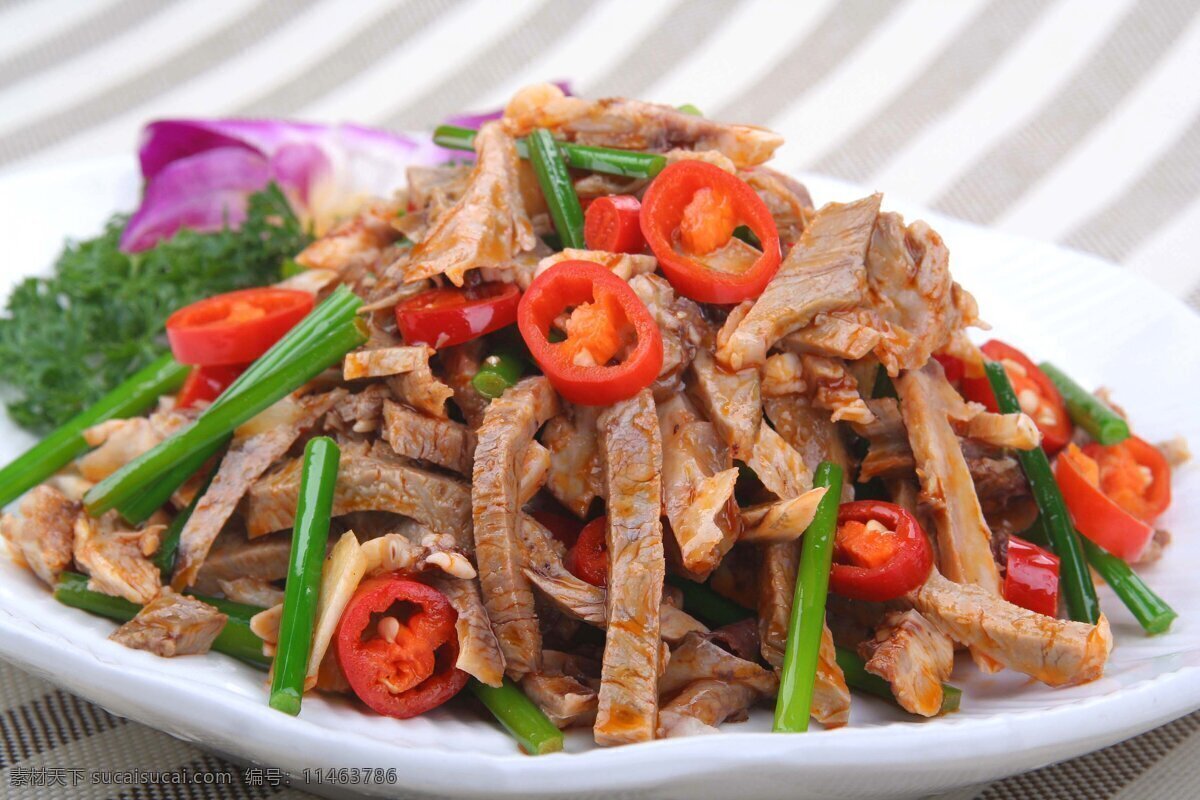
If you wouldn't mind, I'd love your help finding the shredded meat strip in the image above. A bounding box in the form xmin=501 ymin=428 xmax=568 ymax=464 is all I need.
xmin=859 ymin=609 xmax=954 ymax=717
xmin=427 ymin=574 xmax=506 ymax=687
xmin=594 ymin=389 xmax=665 ymax=745
xmin=895 ymin=363 xmax=1001 ymax=595
xmin=382 ymin=400 xmax=475 ymax=475
xmin=438 ymin=339 xmax=490 ymax=429
xmin=541 ymin=404 xmax=603 ymax=518
xmin=717 ymin=194 xmax=881 ymax=370
xmin=343 ymin=346 xmax=433 ymax=380
xmin=245 ymin=442 xmax=470 ymax=539
xmin=471 ymin=377 xmax=560 ymax=679
xmin=393 ymin=121 xmax=535 ymax=289
xmin=173 ymin=390 xmax=344 ymax=590
xmin=911 ymin=571 xmax=1111 ymax=687
xmin=73 ymin=512 xmax=161 ymax=605
xmin=657 ymin=395 xmax=740 ymax=578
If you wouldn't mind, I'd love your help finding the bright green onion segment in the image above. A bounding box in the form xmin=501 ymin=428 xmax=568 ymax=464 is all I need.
xmin=985 ymin=361 xmax=1100 ymax=624
xmin=1038 ymin=362 xmax=1130 ymax=446
xmin=84 ymin=286 xmax=365 ymax=522
xmin=269 ymin=436 xmax=340 ymax=716
xmin=432 ymin=125 xmax=666 ymax=179
xmin=468 ymin=678 xmax=563 ymax=755
xmin=0 ymin=354 xmax=188 ymax=509
xmin=773 ymin=462 xmax=843 ymax=733
xmin=472 ymin=349 xmax=526 ymax=399
xmin=527 ymin=128 xmax=586 ymax=250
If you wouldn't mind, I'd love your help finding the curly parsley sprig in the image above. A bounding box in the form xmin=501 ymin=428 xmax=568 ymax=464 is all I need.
xmin=0 ymin=185 xmax=309 ymax=434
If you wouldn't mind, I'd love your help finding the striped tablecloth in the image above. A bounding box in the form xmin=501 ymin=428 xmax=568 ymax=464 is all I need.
xmin=1 ymin=1 xmax=1198 ymax=797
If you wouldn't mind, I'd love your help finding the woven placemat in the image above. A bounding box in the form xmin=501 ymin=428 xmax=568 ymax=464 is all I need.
xmin=3 ymin=659 xmax=1198 ymax=799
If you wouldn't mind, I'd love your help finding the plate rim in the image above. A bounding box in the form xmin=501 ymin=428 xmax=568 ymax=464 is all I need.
xmin=1 ymin=156 xmax=1198 ymax=799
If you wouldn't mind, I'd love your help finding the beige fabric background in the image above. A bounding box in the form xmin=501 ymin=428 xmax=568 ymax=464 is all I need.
xmin=1 ymin=0 xmax=1199 ymax=797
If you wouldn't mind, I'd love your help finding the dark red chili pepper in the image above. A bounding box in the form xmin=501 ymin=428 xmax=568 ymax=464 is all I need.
xmin=961 ymin=340 xmax=1072 ymax=455
xmin=531 ymin=509 xmax=583 ymax=549
xmin=584 ymin=194 xmax=645 ymax=254
xmin=176 ymin=363 xmax=245 ymax=408
xmin=566 ymin=517 xmax=607 ymax=587
xmin=166 ymin=288 xmax=313 ymax=366
xmin=335 ymin=575 xmax=468 ymax=719
xmin=395 ymin=282 xmax=521 ymax=349
xmin=517 ymin=261 xmax=662 ymax=406
xmin=640 ymin=160 xmax=780 ymax=304
xmin=1004 ymin=535 xmax=1060 ymax=617
xmin=830 ymin=500 xmax=934 ymax=602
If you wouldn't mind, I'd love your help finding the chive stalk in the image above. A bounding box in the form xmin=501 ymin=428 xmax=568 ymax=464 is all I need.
xmin=269 ymin=437 xmax=340 ymax=715
xmin=1038 ymin=362 xmax=1130 ymax=446
xmin=53 ymin=572 xmax=269 ymax=668
xmin=732 ymin=225 xmax=761 ymax=249
xmin=528 ymin=128 xmax=586 ymax=250
xmin=154 ymin=463 xmax=219 ymax=579
xmin=472 ymin=350 xmax=527 ymax=399
xmin=468 ymin=678 xmax=563 ymax=755
xmin=773 ymin=462 xmax=843 ymax=733
xmin=430 ymin=125 xmax=476 ymax=152
xmin=432 ymin=125 xmax=666 ymax=179
xmin=0 ymin=354 xmax=188 ymax=508
xmin=1078 ymin=538 xmax=1174 ymax=634
xmin=665 ymin=574 xmax=752 ymax=628
xmin=676 ymin=103 xmax=703 ymax=116
xmin=1022 ymin=519 xmax=1175 ymax=634
xmin=84 ymin=286 xmax=366 ymax=521
xmin=985 ymin=362 xmax=1100 ymax=624
xmin=122 ymin=439 xmax=228 ymax=525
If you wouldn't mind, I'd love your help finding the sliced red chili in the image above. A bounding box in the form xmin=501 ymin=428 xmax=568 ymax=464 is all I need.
xmin=961 ymin=340 xmax=1073 ymax=454
xmin=395 ymin=281 xmax=520 ymax=349
xmin=830 ymin=500 xmax=933 ymax=602
xmin=933 ymin=352 xmax=965 ymax=385
xmin=640 ymin=160 xmax=781 ymax=304
xmin=1082 ymin=436 xmax=1170 ymax=523
xmin=176 ymin=363 xmax=246 ymax=409
xmin=1055 ymin=443 xmax=1155 ymax=561
xmin=335 ymin=574 xmax=468 ymax=719
xmin=166 ymin=288 xmax=314 ymax=366
xmin=566 ymin=516 xmax=608 ymax=587
xmin=1004 ymin=535 xmax=1060 ymax=617
xmin=584 ymin=195 xmax=645 ymax=254
xmin=517 ymin=261 xmax=663 ymax=406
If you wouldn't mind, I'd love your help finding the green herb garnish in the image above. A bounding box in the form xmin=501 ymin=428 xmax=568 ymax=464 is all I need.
xmin=0 ymin=185 xmax=309 ymax=434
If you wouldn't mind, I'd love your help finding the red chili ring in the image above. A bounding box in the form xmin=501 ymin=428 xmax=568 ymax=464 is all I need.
xmin=829 ymin=501 xmax=934 ymax=603
xmin=584 ymin=195 xmax=645 ymax=254
xmin=640 ymin=160 xmax=781 ymax=304
xmin=517 ymin=261 xmax=663 ymax=406
xmin=335 ymin=575 xmax=468 ymax=719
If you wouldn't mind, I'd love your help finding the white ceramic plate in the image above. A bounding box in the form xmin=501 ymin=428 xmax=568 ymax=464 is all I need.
xmin=0 ymin=157 xmax=1197 ymax=800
